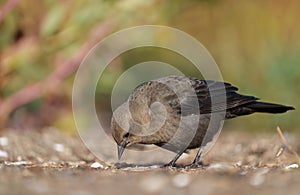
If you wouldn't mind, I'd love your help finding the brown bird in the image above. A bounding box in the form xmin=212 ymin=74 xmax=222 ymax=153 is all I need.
xmin=111 ymin=75 xmax=294 ymax=167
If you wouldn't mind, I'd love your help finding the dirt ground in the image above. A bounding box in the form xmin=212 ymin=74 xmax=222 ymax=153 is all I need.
xmin=0 ymin=128 xmax=299 ymax=195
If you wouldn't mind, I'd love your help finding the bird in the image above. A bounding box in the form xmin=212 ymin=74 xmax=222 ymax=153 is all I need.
xmin=111 ymin=75 xmax=294 ymax=167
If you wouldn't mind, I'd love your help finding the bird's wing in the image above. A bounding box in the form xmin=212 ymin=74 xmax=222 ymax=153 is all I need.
xmin=171 ymin=78 xmax=258 ymax=116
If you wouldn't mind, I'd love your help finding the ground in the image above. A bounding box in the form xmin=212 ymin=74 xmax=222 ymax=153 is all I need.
xmin=0 ymin=128 xmax=299 ymax=195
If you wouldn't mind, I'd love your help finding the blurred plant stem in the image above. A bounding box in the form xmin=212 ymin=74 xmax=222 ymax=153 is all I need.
xmin=0 ymin=0 xmax=20 ymax=24
xmin=0 ymin=21 xmax=116 ymax=128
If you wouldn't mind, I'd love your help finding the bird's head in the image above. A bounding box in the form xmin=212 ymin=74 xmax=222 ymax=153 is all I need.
xmin=111 ymin=105 xmax=145 ymax=160
xmin=111 ymin=116 xmax=144 ymax=160
xmin=111 ymin=87 xmax=163 ymax=160
xmin=111 ymin=125 xmax=129 ymax=160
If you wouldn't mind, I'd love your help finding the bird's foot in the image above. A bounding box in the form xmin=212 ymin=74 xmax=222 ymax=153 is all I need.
xmin=162 ymin=162 xmax=177 ymax=169
xmin=185 ymin=161 xmax=205 ymax=169
xmin=163 ymin=160 xmax=188 ymax=169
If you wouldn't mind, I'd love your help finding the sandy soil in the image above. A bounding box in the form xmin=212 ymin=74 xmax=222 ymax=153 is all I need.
xmin=0 ymin=128 xmax=299 ymax=195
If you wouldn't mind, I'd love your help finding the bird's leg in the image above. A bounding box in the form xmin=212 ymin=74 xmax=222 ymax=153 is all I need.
xmin=163 ymin=150 xmax=185 ymax=168
xmin=188 ymin=148 xmax=204 ymax=168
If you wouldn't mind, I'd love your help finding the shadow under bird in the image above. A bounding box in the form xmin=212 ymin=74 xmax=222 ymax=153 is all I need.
xmin=111 ymin=75 xmax=294 ymax=167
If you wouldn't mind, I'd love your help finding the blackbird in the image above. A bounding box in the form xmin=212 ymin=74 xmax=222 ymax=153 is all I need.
xmin=111 ymin=75 xmax=294 ymax=167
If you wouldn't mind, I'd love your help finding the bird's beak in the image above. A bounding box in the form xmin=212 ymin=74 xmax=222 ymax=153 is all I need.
xmin=117 ymin=140 xmax=127 ymax=160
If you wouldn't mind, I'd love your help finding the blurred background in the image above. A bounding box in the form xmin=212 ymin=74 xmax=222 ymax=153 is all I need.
xmin=0 ymin=0 xmax=299 ymax=133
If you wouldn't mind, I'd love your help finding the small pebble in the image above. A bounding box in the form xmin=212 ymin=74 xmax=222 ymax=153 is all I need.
xmin=284 ymin=163 xmax=299 ymax=170
xmin=172 ymin=173 xmax=190 ymax=188
xmin=207 ymin=162 xmax=235 ymax=172
xmin=0 ymin=150 xmax=8 ymax=158
xmin=53 ymin=143 xmax=65 ymax=152
xmin=0 ymin=137 xmax=8 ymax=146
xmin=90 ymin=162 xmax=104 ymax=169
xmin=4 ymin=161 xmax=30 ymax=166
xmin=235 ymin=161 xmax=242 ymax=167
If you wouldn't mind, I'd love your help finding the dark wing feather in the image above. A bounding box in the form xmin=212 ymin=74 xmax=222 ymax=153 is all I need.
xmin=172 ymin=78 xmax=258 ymax=116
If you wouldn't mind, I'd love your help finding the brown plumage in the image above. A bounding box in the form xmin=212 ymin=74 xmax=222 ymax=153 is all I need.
xmin=111 ymin=75 xmax=294 ymax=167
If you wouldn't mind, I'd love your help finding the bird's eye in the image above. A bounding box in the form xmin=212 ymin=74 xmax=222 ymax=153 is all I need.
xmin=124 ymin=132 xmax=130 ymax=138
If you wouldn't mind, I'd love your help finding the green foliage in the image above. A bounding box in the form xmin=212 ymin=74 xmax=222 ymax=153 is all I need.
xmin=0 ymin=0 xmax=299 ymax=131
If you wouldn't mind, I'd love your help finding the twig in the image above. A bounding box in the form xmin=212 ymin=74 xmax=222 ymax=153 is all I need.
xmin=276 ymin=126 xmax=300 ymax=163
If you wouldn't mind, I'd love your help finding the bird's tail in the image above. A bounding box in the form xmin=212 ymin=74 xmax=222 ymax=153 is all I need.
xmin=246 ymin=102 xmax=295 ymax=114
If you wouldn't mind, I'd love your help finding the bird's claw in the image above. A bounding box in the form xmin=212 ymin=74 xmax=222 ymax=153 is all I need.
xmin=162 ymin=162 xmax=205 ymax=169
xmin=162 ymin=162 xmax=177 ymax=169
xmin=185 ymin=161 xmax=205 ymax=169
